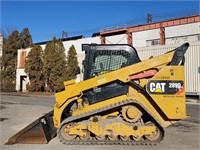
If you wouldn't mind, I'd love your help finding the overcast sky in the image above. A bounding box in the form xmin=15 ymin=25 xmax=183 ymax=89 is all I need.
xmin=1 ymin=1 xmax=199 ymax=43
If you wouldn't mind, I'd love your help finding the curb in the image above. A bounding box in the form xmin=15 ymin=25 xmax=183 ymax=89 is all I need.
xmin=186 ymin=99 xmax=199 ymax=104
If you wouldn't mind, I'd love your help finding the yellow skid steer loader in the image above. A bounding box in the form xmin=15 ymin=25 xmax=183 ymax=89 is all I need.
xmin=6 ymin=42 xmax=190 ymax=145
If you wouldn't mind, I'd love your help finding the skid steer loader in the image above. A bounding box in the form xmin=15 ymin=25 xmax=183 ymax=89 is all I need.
xmin=6 ymin=42 xmax=190 ymax=145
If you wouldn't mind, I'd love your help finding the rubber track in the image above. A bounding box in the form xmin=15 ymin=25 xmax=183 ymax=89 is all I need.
xmin=57 ymin=99 xmax=165 ymax=145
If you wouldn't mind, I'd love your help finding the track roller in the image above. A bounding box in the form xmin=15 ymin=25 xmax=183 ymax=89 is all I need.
xmin=144 ymin=121 xmax=162 ymax=141
xmin=79 ymin=130 xmax=90 ymax=141
xmin=60 ymin=123 xmax=77 ymax=141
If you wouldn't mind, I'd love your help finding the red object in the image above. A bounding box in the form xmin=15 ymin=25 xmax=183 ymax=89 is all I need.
xmin=100 ymin=36 xmax=105 ymax=44
xmin=176 ymin=87 xmax=185 ymax=95
xmin=19 ymin=51 xmax=26 ymax=68
xmin=126 ymin=32 xmax=132 ymax=45
xmin=160 ymin=27 xmax=165 ymax=45
xmin=129 ymin=71 xmax=157 ymax=80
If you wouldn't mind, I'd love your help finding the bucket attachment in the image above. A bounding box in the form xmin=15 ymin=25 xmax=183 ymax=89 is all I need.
xmin=5 ymin=110 xmax=56 ymax=145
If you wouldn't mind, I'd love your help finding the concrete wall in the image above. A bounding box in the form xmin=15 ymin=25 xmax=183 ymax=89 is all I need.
xmin=105 ymin=34 xmax=127 ymax=44
xmin=63 ymin=36 xmax=100 ymax=65
xmin=132 ymin=29 xmax=160 ymax=48
xmin=165 ymin=22 xmax=200 ymax=44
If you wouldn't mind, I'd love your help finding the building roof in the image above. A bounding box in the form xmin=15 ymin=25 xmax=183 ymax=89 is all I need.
xmin=92 ymin=32 xmax=100 ymax=37
xmin=35 ymin=35 xmax=84 ymax=45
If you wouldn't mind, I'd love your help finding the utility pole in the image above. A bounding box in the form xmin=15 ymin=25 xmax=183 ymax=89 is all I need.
xmin=62 ymin=31 xmax=68 ymax=39
xmin=147 ymin=13 xmax=152 ymax=23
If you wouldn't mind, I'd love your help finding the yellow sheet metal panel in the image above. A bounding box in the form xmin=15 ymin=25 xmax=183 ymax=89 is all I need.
xmin=146 ymin=66 xmax=187 ymax=119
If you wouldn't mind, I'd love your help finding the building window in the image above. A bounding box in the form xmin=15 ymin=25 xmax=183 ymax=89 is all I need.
xmin=146 ymin=39 xmax=160 ymax=46
xmin=198 ymin=35 xmax=200 ymax=41
xmin=151 ymin=40 xmax=160 ymax=46
xmin=19 ymin=51 xmax=26 ymax=68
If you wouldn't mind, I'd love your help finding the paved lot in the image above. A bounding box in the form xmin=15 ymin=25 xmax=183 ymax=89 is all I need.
xmin=0 ymin=93 xmax=199 ymax=150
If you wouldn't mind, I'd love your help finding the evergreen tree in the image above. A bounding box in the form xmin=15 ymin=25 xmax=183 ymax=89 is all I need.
xmin=1 ymin=30 xmax=21 ymax=91
xmin=66 ymin=45 xmax=79 ymax=80
xmin=19 ymin=28 xmax=33 ymax=48
xmin=43 ymin=42 xmax=54 ymax=91
xmin=43 ymin=37 xmax=67 ymax=92
xmin=25 ymin=45 xmax=45 ymax=92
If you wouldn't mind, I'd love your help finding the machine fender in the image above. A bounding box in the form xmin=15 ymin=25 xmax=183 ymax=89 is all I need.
xmin=129 ymin=80 xmax=170 ymax=126
xmin=53 ymin=97 xmax=78 ymax=128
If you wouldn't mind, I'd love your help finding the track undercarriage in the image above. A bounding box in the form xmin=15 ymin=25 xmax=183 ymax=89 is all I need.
xmin=57 ymin=100 xmax=164 ymax=145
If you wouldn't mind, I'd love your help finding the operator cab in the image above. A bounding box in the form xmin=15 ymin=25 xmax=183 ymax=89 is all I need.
xmin=82 ymin=44 xmax=141 ymax=104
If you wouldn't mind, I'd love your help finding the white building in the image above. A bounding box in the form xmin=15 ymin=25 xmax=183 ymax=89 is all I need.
xmin=16 ymin=15 xmax=200 ymax=96
xmin=0 ymin=33 xmax=3 ymax=69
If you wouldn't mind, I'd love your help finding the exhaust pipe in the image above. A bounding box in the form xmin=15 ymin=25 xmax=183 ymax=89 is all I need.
xmin=5 ymin=110 xmax=56 ymax=145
